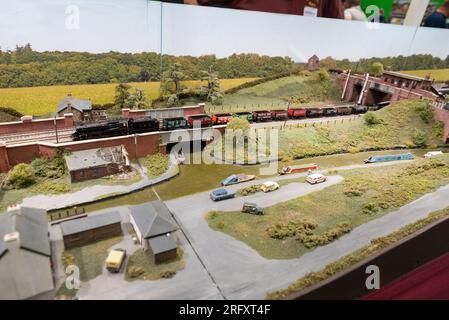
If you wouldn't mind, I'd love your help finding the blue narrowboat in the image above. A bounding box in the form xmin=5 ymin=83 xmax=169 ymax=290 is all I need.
xmin=364 ymin=153 xmax=414 ymax=164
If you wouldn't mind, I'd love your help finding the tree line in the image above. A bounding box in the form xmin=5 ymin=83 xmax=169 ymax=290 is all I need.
xmin=0 ymin=44 xmax=295 ymax=88
xmin=1 ymin=44 xmax=448 ymax=89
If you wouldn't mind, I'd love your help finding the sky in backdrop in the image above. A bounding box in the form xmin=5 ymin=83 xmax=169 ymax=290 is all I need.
xmin=0 ymin=0 xmax=448 ymax=62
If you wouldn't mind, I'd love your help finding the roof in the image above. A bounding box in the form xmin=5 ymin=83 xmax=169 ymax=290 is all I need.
xmin=262 ymin=181 xmax=278 ymax=187
xmin=64 ymin=146 xmax=125 ymax=172
xmin=0 ymin=206 xmax=50 ymax=258
xmin=58 ymin=95 xmax=92 ymax=113
xmin=309 ymin=173 xmax=325 ymax=179
xmin=129 ymin=201 xmax=178 ymax=239
xmin=148 ymin=233 xmax=177 ymax=254
xmin=61 ymin=211 xmax=121 ymax=236
xmin=383 ymin=71 xmax=430 ymax=82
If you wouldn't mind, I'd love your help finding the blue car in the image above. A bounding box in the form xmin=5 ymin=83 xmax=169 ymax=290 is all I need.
xmin=210 ymin=189 xmax=235 ymax=201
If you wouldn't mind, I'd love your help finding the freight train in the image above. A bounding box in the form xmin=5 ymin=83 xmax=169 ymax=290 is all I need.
xmin=72 ymin=103 xmax=382 ymax=141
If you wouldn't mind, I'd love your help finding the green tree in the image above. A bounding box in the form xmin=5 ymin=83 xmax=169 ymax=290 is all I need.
xmin=114 ymin=83 xmax=131 ymax=110
xmin=7 ymin=163 xmax=35 ymax=188
xmin=412 ymin=129 xmax=428 ymax=147
xmin=371 ymin=62 xmax=384 ymax=77
xmin=161 ymin=63 xmax=186 ymax=106
xmin=320 ymin=57 xmax=337 ymax=70
xmin=125 ymin=88 xmax=150 ymax=109
xmin=200 ymin=68 xmax=223 ymax=105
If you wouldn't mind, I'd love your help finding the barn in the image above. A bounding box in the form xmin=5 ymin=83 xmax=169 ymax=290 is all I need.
xmin=61 ymin=211 xmax=122 ymax=249
xmin=129 ymin=201 xmax=179 ymax=264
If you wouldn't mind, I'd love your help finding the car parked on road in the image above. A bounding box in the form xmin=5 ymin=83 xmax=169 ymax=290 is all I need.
xmin=306 ymin=173 xmax=327 ymax=185
xmin=210 ymin=189 xmax=236 ymax=201
xmin=105 ymin=248 xmax=127 ymax=273
xmin=242 ymin=202 xmax=264 ymax=215
xmin=260 ymin=181 xmax=280 ymax=193
xmin=424 ymin=151 xmax=443 ymax=158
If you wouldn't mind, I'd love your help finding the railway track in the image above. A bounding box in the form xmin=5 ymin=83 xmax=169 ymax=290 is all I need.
xmin=0 ymin=128 xmax=74 ymax=146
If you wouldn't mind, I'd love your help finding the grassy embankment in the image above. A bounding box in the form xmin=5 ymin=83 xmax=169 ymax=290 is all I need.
xmin=268 ymin=205 xmax=449 ymax=299
xmin=0 ymin=78 xmax=257 ymax=116
xmin=206 ymin=155 xmax=449 ymax=259
xmin=206 ymin=71 xmax=342 ymax=114
xmin=401 ymin=68 xmax=449 ymax=82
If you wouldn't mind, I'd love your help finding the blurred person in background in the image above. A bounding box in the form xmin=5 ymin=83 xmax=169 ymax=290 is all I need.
xmin=423 ymin=0 xmax=449 ymax=28
xmin=182 ymin=0 xmax=344 ymax=19
xmin=344 ymin=0 xmax=366 ymax=21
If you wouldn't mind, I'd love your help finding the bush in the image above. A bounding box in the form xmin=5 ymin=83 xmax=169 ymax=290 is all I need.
xmin=415 ymin=104 xmax=433 ymax=124
xmin=31 ymin=181 xmax=71 ymax=194
xmin=434 ymin=122 xmax=444 ymax=139
xmin=301 ymin=222 xmax=352 ymax=249
xmin=238 ymin=184 xmax=261 ymax=196
xmin=142 ymin=153 xmax=169 ymax=178
xmin=267 ymin=219 xmax=317 ymax=240
xmin=411 ymin=129 xmax=427 ymax=147
xmin=363 ymin=202 xmax=379 ymax=215
xmin=216 ymin=221 xmax=225 ymax=229
xmin=127 ymin=266 xmax=144 ymax=278
xmin=364 ymin=112 xmax=382 ymax=126
xmin=159 ymin=270 xmax=176 ymax=279
xmin=404 ymin=140 xmax=415 ymax=148
xmin=7 ymin=163 xmax=35 ymax=188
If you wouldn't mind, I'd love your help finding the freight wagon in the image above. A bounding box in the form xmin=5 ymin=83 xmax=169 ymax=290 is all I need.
xmin=232 ymin=111 xmax=253 ymax=122
xmin=322 ymin=107 xmax=338 ymax=117
xmin=252 ymin=110 xmax=272 ymax=122
xmin=336 ymin=106 xmax=353 ymax=115
xmin=270 ymin=109 xmax=289 ymax=121
xmin=162 ymin=117 xmax=188 ymax=131
xmin=187 ymin=114 xmax=212 ymax=128
xmin=306 ymin=108 xmax=324 ymax=118
xmin=129 ymin=117 xmax=160 ymax=134
xmin=288 ymin=108 xmax=306 ymax=119
xmin=212 ymin=113 xmax=233 ymax=125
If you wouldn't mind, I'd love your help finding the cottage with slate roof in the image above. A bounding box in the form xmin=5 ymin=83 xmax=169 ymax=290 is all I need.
xmin=129 ymin=201 xmax=179 ymax=264
xmin=57 ymin=93 xmax=92 ymax=122
xmin=0 ymin=205 xmax=53 ymax=300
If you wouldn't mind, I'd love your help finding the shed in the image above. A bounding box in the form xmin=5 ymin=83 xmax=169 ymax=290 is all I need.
xmin=129 ymin=201 xmax=179 ymax=264
xmin=61 ymin=211 xmax=122 ymax=249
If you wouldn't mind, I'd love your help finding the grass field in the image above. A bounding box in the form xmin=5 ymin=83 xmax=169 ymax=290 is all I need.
xmin=0 ymin=78 xmax=258 ymax=116
xmin=401 ymin=69 xmax=449 ymax=82
xmin=206 ymin=155 xmax=449 ymax=260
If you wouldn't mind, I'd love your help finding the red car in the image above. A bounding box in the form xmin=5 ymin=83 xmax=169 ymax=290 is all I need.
xmin=271 ymin=109 xmax=289 ymax=121
xmin=187 ymin=114 xmax=212 ymax=128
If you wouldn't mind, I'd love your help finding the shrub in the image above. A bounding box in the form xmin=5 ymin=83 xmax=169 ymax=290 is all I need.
xmin=159 ymin=270 xmax=176 ymax=279
xmin=7 ymin=163 xmax=35 ymax=188
xmin=349 ymin=147 xmax=360 ymax=154
xmin=127 ymin=266 xmax=144 ymax=278
xmin=142 ymin=153 xmax=169 ymax=178
xmin=238 ymin=184 xmax=261 ymax=196
xmin=364 ymin=112 xmax=382 ymax=126
xmin=415 ymin=104 xmax=433 ymax=124
xmin=404 ymin=140 xmax=415 ymax=148
xmin=411 ymin=129 xmax=427 ymax=147
xmin=301 ymin=222 xmax=352 ymax=249
xmin=267 ymin=219 xmax=317 ymax=240
xmin=363 ymin=202 xmax=378 ymax=215
xmin=31 ymin=181 xmax=71 ymax=194
xmin=434 ymin=122 xmax=444 ymax=139
xmin=216 ymin=221 xmax=225 ymax=229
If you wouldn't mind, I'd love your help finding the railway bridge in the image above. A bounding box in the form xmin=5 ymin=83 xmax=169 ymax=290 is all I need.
xmin=339 ymin=71 xmax=438 ymax=106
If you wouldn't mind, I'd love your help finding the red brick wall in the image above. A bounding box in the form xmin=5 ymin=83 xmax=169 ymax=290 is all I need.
xmin=0 ymin=114 xmax=74 ymax=135
xmin=183 ymin=105 xmax=206 ymax=116
xmin=433 ymin=108 xmax=449 ymax=143
xmin=0 ymin=132 xmax=162 ymax=172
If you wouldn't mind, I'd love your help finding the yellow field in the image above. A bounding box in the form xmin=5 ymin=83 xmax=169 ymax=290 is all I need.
xmin=0 ymin=78 xmax=258 ymax=116
xmin=401 ymin=69 xmax=449 ymax=82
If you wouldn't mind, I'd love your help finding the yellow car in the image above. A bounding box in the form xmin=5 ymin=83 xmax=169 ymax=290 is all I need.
xmin=260 ymin=181 xmax=280 ymax=193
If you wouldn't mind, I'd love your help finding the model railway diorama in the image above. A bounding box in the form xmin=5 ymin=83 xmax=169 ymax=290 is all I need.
xmin=73 ymin=104 xmax=380 ymax=141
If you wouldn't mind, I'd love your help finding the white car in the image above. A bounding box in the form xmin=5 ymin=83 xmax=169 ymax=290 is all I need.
xmin=424 ymin=151 xmax=443 ymax=158
xmin=306 ymin=173 xmax=327 ymax=185
xmin=260 ymin=181 xmax=280 ymax=193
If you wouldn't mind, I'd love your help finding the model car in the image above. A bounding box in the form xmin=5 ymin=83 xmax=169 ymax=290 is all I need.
xmin=210 ymin=188 xmax=236 ymax=201
xmin=306 ymin=173 xmax=327 ymax=185
xmin=424 ymin=151 xmax=443 ymax=158
xmin=242 ymin=202 xmax=264 ymax=215
xmin=260 ymin=181 xmax=280 ymax=193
